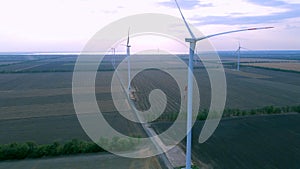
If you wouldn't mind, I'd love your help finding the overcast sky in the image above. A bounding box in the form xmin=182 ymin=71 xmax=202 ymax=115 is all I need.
xmin=1 ymin=0 xmax=300 ymax=52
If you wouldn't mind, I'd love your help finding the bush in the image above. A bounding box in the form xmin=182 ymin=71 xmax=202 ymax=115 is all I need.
xmin=97 ymin=136 xmax=141 ymax=152
xmin=291 ymin=105 xmax=300 ymax=113
xmin=0 ymin=143 xmax=30 ymax=160
xmin=0 ymin=139 xmax=106 ymax=161
xmin=158 ymin=105 xmax=300 ymax=122
xmin=197 ymin=109 xmax=208 ymax=120
xmin=83 ymin=142 xmax=103 ymax=153
xmin=45 ymin=142 xmax=61 ymax=156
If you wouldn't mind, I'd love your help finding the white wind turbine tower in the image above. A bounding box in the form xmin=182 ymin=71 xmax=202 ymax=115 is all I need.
xmin=126 ymin=28 xmax=131 ymax=94
xmin=235 ymin=42 xmax=248 ymax=71
xmin=174 ymin=0 xmax=273 ymax=168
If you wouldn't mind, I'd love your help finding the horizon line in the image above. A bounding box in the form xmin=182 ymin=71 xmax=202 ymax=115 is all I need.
xmin=1 ymin=49 xmax=300 ymax=55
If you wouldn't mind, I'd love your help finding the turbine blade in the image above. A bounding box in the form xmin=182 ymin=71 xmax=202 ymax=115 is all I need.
xmin=196 ymin=26 xmax=274 ymax=41
xmin=234 ymin=48 xmax=239 ymax=54
xmin=174 ymin=0 xmax=196 ymax=39
xmin=127 ymin=27 xmax=130 ymax=46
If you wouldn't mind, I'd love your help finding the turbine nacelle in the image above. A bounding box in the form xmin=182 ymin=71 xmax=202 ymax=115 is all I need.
xmin=185 ymin=38 xmax=197 ymax=43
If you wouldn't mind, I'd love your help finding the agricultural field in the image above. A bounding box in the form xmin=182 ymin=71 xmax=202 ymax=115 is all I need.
xmin=131 ymin=59 xmax=300 ymax=111
xmin=0 ymin=153 xmax=161 ymax=169
xmin=0 ymin=70 xmax=146 ymax=144
xmin=243 ymin=61 xmax=300 ymax=72
xmin=0 ymin=55 xmax=161 ymax=168
xmin=0 ymin=53 xmax=299 ymax=168
xmin=152 ymin=113 xmax=300 ymax=169
xmin=217 ymin=50 xmax=300 ymax=71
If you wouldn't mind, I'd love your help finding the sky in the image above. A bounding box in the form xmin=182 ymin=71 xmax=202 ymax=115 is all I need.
xmin=0 ymin=0 xmax=300 ymax=52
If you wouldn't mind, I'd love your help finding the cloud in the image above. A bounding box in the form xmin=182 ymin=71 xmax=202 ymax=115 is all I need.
xmin=158 ymin=0 xmax=213 ymax=9
xmin=192 ymin=2 xmax=300 ymax=25
xmin=159 ymin=0 xmax=199 ymax=9
xmin=275 ymin=0 xmax=300 ymax=4
xmin=245 ymin=0 xmax=287 ymax=6
xmin=158 ymin=0 xmax=298 ymax=26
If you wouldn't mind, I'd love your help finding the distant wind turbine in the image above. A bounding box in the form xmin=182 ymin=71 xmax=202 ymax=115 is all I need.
xmin=235 ymin=42 xmax=248 ymax=71
xmin=174 ymin=0 xmax=273 ymax=168
xmin=126 ymin=28 xmax=131 ymax=94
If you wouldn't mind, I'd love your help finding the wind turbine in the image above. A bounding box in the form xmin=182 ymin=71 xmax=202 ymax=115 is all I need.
xmin=174 ymin=0 xmax=273 ymax=168
xmin=126 ymin=28 xmax=131 ymax=94
xmin=235 ymin=42 xmax=248 ymax=71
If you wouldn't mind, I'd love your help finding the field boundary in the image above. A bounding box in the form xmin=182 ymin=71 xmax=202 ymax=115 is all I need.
xmin=243 ymin=65 xmax=300 ymax=73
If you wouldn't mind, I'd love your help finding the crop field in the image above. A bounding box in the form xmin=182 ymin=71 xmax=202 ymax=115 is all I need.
xmin=243 ymin=61 xmax=300 ymax=72
xmin=0 ymin=55 xmax=163 ymax=168
xmin=152 ymin=113 xmax=300 ymax=169
xmin=0 ymin=69 xmax=146 ymax=144
xmin=0 ymin=153 xmax=161 ymax=169
xmin=0 ymin=54 xmax=299 ymax=140
xmin=131 ymin=60 xmax=300 ymax=111
xmin=0 ymin=53 xmax=299 ymax=168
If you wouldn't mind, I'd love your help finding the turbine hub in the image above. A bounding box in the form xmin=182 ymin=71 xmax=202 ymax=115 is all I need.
xmin=185 ymin=38 xmax=197 ymax=43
